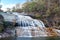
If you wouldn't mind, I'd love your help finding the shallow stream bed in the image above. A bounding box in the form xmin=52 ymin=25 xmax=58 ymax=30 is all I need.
xmin=0 ymin=36 xmax=60 ymax=40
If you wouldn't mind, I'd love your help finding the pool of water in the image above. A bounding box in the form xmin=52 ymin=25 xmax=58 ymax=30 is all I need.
xmin=0 ymin=37 xmax=60 ymax=40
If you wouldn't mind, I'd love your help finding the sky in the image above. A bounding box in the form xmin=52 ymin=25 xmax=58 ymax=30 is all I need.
xmin=0 ymin=0 xmax=26 ymax=11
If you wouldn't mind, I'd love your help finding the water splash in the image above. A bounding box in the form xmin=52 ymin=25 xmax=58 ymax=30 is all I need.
xmin=13 ymin=12 xmax=47 ymax=37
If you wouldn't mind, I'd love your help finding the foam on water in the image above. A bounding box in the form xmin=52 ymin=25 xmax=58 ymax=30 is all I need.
xmin=13 ymin=12 xmax=47 ymax=37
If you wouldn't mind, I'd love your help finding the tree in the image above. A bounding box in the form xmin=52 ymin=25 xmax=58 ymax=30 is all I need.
xmin=12 ymin=7 xmax=16 ymax=12
xmin=23 ymin=0 xmax=45 ymax=12
xmin=0 ymin=5 xmax=2 ymax=9
xmin=0 ymin=5 xmax=3 ymax=12
xmin=7 ymin=8 xmax=11 ymax=12
xmin=0 ymin=0 xmax=2 ymax=9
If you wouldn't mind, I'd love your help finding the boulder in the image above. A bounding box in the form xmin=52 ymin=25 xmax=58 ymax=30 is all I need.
xmin=0 ymin=15 xmax=4 ymax=32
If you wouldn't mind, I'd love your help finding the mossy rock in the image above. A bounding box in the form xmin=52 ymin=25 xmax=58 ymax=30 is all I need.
xmin=0 ymin=24 xmax=4 ymax=32
xmin=0 ymin=15 xmax=4 ymax=32
xmin=3 ymin=21 xmax=14 ymax=29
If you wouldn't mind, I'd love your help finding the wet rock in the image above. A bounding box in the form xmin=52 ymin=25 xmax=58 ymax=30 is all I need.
xmin=0 ymin=15 xmax=4 ymax=32
xmin=15 ymin=27 xmax=48 ymax=37
xmin=0 ymin=30 xmax=15 ymax=38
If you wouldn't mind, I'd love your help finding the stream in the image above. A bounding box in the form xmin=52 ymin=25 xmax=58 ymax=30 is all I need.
xmin=0 ymin=37 xmax=60 ymax=40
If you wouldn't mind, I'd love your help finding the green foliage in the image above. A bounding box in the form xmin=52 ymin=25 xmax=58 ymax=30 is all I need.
xmin=12 ymin=9 xmax=23 ymax=13
xmin=46 ymin=9 xmax=51 ymax=16
xmin=28 ymin=2 xmax=37 ymax=12
xmin=23 ymin=0 xmax=45 ymax=12
xmin=53 ymin=7 xmax=60 ymax=13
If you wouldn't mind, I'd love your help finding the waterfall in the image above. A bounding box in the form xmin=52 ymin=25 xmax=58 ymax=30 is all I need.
xmin=13 ymin=12 xmax=47 ymax=37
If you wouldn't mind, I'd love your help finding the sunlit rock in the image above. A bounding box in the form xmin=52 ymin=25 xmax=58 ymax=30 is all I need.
xmin=0 ymin=12 xmax=16 ymax=27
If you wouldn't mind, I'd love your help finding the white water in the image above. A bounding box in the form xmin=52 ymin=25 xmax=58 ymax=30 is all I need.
xmin=13 ymin=12 xmax=47 ymax=37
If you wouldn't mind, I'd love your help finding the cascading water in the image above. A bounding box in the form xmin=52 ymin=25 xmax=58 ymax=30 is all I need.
xmin=13 ymin=12 xmax=47 ymax=37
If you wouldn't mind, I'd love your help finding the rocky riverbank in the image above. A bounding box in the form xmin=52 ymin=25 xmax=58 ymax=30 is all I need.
xmin=0 ymin=28 xmax=15 ymax=38
xmin=0 ymin=32 xmax=13 ymax=38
